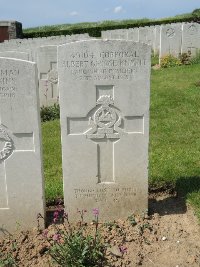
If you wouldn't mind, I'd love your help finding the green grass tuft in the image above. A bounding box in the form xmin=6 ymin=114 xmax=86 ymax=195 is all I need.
xmin=41 ymin=120 xmax=63 ymax=202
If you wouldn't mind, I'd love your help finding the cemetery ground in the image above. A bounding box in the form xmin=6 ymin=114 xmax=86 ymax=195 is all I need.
xmin=1 ymin=63 xmax=200 ymax=266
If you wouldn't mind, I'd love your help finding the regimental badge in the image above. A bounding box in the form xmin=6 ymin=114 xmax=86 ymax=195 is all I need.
xmin=86 ymin=95 xmax=126 ymax=139
xmin=0 ymin=125 xmax=14 ymax=162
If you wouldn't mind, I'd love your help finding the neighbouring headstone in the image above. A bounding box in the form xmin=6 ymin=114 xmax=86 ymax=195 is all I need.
xmin=128 ymin=28 xmax=139 ymax=42
xmin=101 ymin=31 xmax=111 ymax=39
xmin=110 ymin=29 xmax=128 ymax=39
xmin=182 ymin=23 xmax=200 ymax=56
xmin=0 ymin=57 xmax=45 ymax=234
xmin=58 ymin=40 xmax=151 ymax=221
xmin=102 ymin=30 xmax=128 ymax=40
xmin=37 ymin=34 xmax=91 ymax=107
xmin=139 ymin=26 xmax=155 ymax=47
xmin=160 ymin=23 xmax=182 ymax=59
xmin=0 ymin=51 xmax=30 ymax=60
xmin=154 ymin=25 xmax=160 ymax=55
xmin=37 ymin=45 xmax=58 ymax=106
xmin=0 ymin=34 xmax=90 ymax=62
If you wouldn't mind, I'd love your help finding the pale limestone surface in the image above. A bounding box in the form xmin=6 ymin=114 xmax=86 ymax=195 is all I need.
xmin=181 ymin=23 xmax=200 ymax=56
xmin=128 ymin=28 xmax=139 ymax=41
xmin=0 ymin=34 xmax=91 ymax=106
xmin=0 ymin=58 xmax=45 ymax=234
xmin=160 ymin=23 xmax=182 ymax=59
xmin=139 ymin=26 xmax=155 ymax=47
xmin=101 ymin=31 xmax=111 ymax=39
xmin=102 ymin=29 xmax=128 ymax=40
xmin=37 ymin=45 xmax=58 ymax=106
xmin=0 ymin=51 xmax=30 ymax=60
xmin=37 ymin=35 xmax=91 ymax=107
xmin=154 ymin=25 xmax=161 ymax=55
xmin=0 ymin=34 xmax=90 ymax=61
xmin=58 ymin=39 xmax=151 ymax=222
xmin=110 ymin=29 xmax=128 ymax=39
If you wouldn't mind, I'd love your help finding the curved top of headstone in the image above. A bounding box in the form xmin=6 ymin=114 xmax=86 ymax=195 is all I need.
xmin=58 ymin=38 xmax=151 ymax=49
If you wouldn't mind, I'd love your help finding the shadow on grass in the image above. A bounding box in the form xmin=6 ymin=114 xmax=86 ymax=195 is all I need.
xmin=149 ymin=176 xmax=200 ymax=217
xmin=175 ymin=176 xmax=200 ymax=198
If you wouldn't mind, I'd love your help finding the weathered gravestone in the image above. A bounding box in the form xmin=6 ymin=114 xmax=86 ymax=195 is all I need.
xmin=110 ymin=29 xmax=128 ymax=40
xmin=154 ymin=25 xmax=161 ymax=55
xmin=0 ymin=51 xmax=30 ymax=60
xmin=37 ymin=34 xmax=91 ymax=107
xmin=102 ymin=30 xmax=128 ymax=40
xmin=160 ymin=23 xmax=182 ymax=59
xmin=101 ymin=31 xmax=111 ymax=39
xmin=37 ymin=45 xmax=58 ymax=106
xmin=0 ymin=58 xmax=45 ymax=234
xmin=58 ymin=40 xmax=151 ymax=221
xmin=128 ymin=28 xmax=139 ymax=42
xmin=182 ymin=23 xmax=200 ymax=56
xmin=139 ymin=26 xmax=155 ymax=48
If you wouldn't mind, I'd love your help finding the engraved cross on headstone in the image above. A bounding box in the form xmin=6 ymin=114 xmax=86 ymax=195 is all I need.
xmin=67 ymin=85 xmax=144 ymax=184
xmin=40 ymin=61 xmax=58 ymax=103
xmin=0 ymin=115 xmax=34 ymax=209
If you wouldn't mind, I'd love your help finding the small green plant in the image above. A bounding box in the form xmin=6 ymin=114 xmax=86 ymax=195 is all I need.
xmin=0 ymin=252 xmax=17 ymax=267
xmin=40 ymin=103 xmax=60 ymax=122
xmin=160 ymin=54 xmax=182 ymax=68
xmin=42 ymin=207 xmax=107 ymax=267
xmin=179 ymin=52 xmax=191 ymax=65
xmin=104 ymin=221 xmax=117 ymax=231
xmin=138 ymin=223 xmax=152 ymax=235
xmin=151 ymin=54 xmax=159 ymax=66
xmin=127 ymin=215 xmax=137 ymax=226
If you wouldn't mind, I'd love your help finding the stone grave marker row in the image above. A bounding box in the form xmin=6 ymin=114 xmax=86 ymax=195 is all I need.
xmin=0 ymin=34 xmax=91 ymax=106
xmin=0 ymin=39 xmax=151 ymax=234
xmin=101 ymin=22 xmax=200 ymax=59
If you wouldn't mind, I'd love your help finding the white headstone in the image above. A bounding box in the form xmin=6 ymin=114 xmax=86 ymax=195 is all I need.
xmin=37 ymin=45 xmax=58 ymax=106
xmin=0 ymin=51 xmax=30 ymax=60
xmin=128 ymin=28 xmax=139 ymax=41
xmin=154 ymin=25 xmax=161 ymax=55
xmin=139 ymin=26 xmax=155 ymax=47
xmin=160 ymin=23 xmax=182 ymax=59
xmin=0 ymin=58 xmax=45 ymax=234
xmin=110 ymin=29 xmax=128 ymax=39
xmin=58 ymin=40 xmax=151 ymax=221
xmin=101 ymin=31 xmax=111 ymax=39
xmin=182 ymin=23 xmax=200 ymax=56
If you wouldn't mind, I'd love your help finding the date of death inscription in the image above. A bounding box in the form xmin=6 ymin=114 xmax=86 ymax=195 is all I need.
xmin=74 ymin=187 xmax=137 ymax=203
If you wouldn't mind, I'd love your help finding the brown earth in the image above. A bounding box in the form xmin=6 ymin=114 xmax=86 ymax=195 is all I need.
xmin=0 ymin=192 xmax=200 ymax=267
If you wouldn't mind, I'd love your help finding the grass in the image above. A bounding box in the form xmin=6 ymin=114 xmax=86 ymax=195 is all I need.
xmin=150 ymin=64 xmax=200 ymax=219
xmin=41 ymin=63 xmax=200 ymax=219
xmin=151 ymin=54 xmax=159 ymax=66
xmin=41 ymin=120 xmax=63 ymax=202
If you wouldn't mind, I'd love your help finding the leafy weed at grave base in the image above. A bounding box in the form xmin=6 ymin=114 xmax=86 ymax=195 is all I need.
xmin=39 ymin=208 xmax=107 ymax=267
xmin=40 ymin=103 xmax=60 ymax=122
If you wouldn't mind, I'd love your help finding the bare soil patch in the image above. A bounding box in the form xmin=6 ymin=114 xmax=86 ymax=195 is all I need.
xmin=1 ymin=193 xmax=200 ymax=267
